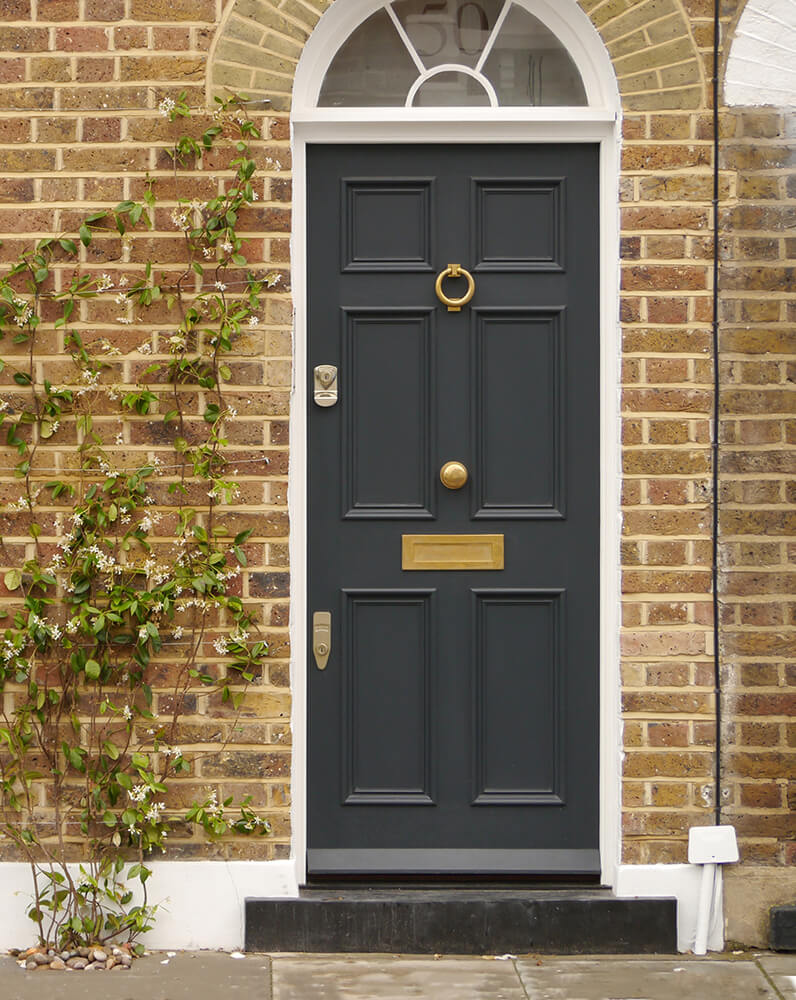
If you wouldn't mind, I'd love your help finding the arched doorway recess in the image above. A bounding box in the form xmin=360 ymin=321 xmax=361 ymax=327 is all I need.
xmin=286 ymin=0 xmax=624 ymax=888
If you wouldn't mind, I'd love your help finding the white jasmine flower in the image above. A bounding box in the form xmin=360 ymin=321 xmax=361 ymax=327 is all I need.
xmin=158 ymin=96 xmax=176 ymax=118
xmin=138 ymin=341 xmax=152 ymax=354
xmin=122 ymin=705 xmax=133 ymax=720
xmin=214 ymin=281 xmax=226 ymax=292
xmin=220 ymin=241 xmax=233 ymax=253
xmin=96 ymin=273 xmax=114 ymax=291
xmin=248 ymin=316 xmax=259 ymax=328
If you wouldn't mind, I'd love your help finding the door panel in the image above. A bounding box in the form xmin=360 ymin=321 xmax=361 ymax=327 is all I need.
xmin=472 ymin=308 xmax=564 ymax=517
xmin=308 ymin=143 xmax=600 ymax=877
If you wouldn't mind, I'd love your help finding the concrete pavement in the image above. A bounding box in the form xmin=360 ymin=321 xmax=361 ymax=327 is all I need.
xmin=2 ymin=950 xmax=795 ymax=999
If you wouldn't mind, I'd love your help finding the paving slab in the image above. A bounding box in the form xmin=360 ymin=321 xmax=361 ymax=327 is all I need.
xmin=514 ymin=957 xmax=778 ymax=1000
xmin=0 ymin=952 xmax=272 ymax=1000
xmin=271 ymin=955 xmax=526 ymax=999
xmin=759 ymin=954 xmax=796 ymax=999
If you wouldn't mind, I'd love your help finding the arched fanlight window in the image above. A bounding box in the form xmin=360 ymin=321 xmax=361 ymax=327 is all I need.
xmin=318 ymin=0 xmax=587 ymax=108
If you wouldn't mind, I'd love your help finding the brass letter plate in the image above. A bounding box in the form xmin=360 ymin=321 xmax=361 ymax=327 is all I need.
xmin=402 ymin=534 xmax=504 ymax=571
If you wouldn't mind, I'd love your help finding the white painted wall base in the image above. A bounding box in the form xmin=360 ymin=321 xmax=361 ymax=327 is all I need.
xmin=615 ymin=863 xmax=724 ymax=953
xmin=2 ymin=859 xmax=718 ymax=952
xmin=0 ymin=860 xmax=298 ymax=952
xmin=0 ymin=861 xmax=724 ymax=951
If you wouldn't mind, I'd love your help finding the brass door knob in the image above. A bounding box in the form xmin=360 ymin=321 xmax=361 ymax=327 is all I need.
xmin=440 ymin=461 xmax=468 ymax=490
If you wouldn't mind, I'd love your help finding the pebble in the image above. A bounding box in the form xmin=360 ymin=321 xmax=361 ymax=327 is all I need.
xmin=18 ymin=943 xmax=139 ymax=972
xmin=111 ymin=963 xmax=129 ymax=971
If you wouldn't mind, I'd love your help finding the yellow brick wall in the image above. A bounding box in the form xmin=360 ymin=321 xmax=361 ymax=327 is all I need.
xmin=0 ymin=0 xmax=792 ymax=873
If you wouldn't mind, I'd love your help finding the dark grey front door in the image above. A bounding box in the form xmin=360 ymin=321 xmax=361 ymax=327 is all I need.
xmin=307 ymin=143 xmax=600 ymax=878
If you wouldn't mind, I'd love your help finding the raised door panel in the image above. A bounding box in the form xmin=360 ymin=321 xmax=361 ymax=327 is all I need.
xmin=342 ymin=308 xmax=435 ymax=518
xmin=472 ymin=589 xmax=564 ymax=805
xmin=342 ymin=590 xmax=435 ymax=804
xmin=342 ymin=179 xmax=434 ymax=272
xmin=471 ymin=308 xmax=565 ymax=518
xmin=471 ymin=178 xmax=565 ymax=271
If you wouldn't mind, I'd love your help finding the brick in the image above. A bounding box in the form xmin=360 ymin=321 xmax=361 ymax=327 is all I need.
xmin=130 ymin=0 xmax=216 ymax=20
xmin=623 ymin=205 xmax=709 ymax=230
xmin=623 ymin=264 xmax=708 ymax=291
xmin=0 ymin=0 xmax=31 ymax=16
xmin=0 ymin=57 xmax=24 ymax=81
xmin=623 ymin=751 xmax=713 ymax=778
xmin=623 ymin=144 xmax=711 ymax=171
xmin=621 ymin=631 xmax=706 ymax=656
xmin=119 ymin=55 xmax=206 ymax=80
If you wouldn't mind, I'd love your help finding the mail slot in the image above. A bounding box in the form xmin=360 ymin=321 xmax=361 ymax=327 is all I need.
xmin=402 ymin=534 xmax=504 ymax=571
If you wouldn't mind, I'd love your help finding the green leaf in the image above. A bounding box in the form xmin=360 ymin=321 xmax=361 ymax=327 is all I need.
xmin=59 ymin=238 xmax=77 ymax=254
xmin=4 ymin=570 xmax=21 ymax=591
xmin=13 ymin=371 xmax=32 ymax=385
xmin=79 ymin=223 xmax=91 ymax=247
xmin=85 ymin=659 xmax=101 ymax=680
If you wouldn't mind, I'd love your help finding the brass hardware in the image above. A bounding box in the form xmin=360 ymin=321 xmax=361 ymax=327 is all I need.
xmin=402 ymin=534 xmax=504 ymax=571
xmin=313 ymin=611 xmax=332 ymax=670
xmin=434 ymin=263 xmax=475 ymax=312
xmin=440 ymin=460 xmax=468 ymax=490
xmin=313 ymin=365 xmax=338 ymax=407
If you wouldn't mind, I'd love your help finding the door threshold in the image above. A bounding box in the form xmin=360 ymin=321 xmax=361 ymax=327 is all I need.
xmin=305 ymin=874 xmax=604 ymax=890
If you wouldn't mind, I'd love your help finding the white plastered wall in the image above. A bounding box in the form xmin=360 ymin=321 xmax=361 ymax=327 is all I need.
xmin=724 ymin=0 xmax=796 ymax=106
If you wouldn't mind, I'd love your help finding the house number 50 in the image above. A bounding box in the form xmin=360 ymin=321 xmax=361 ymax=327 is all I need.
xmin=418 ymin=0 xmax=491 ymax=57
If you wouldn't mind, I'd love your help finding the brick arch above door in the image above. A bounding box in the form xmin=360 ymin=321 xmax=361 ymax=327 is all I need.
xmin=207 ymin=0 xmax=707 ymax=112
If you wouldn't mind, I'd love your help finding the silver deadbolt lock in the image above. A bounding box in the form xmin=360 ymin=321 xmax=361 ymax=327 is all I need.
xmin=313 ymin=365 xmax=338 ymax=407
xmin=313 ymin=611 xmax=331 ymax=670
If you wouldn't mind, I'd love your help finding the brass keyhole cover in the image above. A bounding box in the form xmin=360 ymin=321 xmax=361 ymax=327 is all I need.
xmin=434 ymin=263 xmax=475 ymax=312
xmin=440 ymin=461 xmax=468 ymax=490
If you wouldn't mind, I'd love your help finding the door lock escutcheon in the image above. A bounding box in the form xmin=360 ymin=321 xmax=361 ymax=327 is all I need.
xmin=313 ymin=365 xmax=338 ymax=407
xmin=313 ymin=611 xmax=331 ymax=670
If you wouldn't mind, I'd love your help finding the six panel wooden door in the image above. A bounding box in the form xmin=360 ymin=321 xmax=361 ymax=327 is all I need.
xmin=307 ymin=143 xmax=601 ymax=877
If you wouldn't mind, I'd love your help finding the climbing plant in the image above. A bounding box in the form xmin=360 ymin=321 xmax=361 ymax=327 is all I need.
xmin=0 ymin=93 xmax=278 ymax=951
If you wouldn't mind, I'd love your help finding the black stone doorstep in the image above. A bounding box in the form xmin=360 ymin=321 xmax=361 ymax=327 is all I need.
xmin=245 ymin=889 xmax=677 ymax=954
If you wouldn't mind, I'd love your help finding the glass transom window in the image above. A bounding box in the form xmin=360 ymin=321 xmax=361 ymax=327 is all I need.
xmin=319 ymin=0 xmax=587 ymax=108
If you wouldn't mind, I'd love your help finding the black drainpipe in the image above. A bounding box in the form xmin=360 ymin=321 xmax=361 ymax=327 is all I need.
xmin=711 ymin=0 xmax=722 ymax=827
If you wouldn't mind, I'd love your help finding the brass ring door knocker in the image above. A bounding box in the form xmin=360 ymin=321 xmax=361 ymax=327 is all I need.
xmin=434 ymin=263 xmax=475 ymax=312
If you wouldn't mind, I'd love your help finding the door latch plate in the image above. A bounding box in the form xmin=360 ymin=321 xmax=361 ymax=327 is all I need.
xmin=313 ymin=611 xmax=331 ymax=670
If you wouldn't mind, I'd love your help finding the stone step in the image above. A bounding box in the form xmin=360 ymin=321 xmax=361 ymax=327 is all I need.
xmin=245 ymin=889 xmax=677 ymax=954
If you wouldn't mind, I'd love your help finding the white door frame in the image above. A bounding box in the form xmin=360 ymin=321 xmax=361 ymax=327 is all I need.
xmin=287 ymin=0 xmax=622 ymax=891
